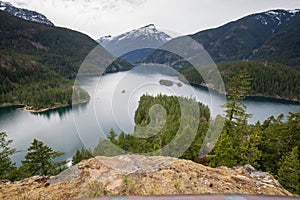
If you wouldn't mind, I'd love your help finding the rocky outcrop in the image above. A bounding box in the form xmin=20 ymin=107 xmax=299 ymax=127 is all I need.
xmin=0 ymin=155 xmax=292 ymax=199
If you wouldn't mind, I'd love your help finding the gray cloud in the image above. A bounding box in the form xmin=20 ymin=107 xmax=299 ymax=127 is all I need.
xmin=12 ymin=0 xmax=29 ymax=7
xmin=125 ymin=0 xmax=147 ymax=5
xmin=8 ymin=0 xmax=300 ymax=39
xmin=51 ymin=0 xmax=147 ymax=10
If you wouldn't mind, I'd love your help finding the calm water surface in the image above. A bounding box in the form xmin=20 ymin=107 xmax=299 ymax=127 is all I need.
xmin=1 ymin=67 xmax=299 ymax=164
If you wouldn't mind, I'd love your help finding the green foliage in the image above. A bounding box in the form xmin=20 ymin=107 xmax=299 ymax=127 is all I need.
xmin=94 ymin=94 xmax=210 ymax=161
xmin=72 ymin=147 xmax=93 ymax=165
xmin=94 ymin=138 xmax=125 ymax=157
xmin=208 ymin=69 xmax=255 ymax=167
xmin=239 ymin=123 xmax=262 ymax=168
xmin=0 ymin=11 xmax=131 ymax=110
xmin=278 ymin=146 xmax=300 ymax=195
xmin=179 ymin=60 xmax=300 ymax=101
xmin=107 ymin=129 xmax=118 ymax=144
xmin=20 ymin=139 xmax=67 ymax=178
xmin=204 ymin=70 xmax=300 ymax=194
xmin=0 ymin=136 xmax=69 ymax=181
xmin=0 ymin=53 xmax=89 ymax=110
xmin=0 ymin=132 xmax=17 ymax=180
xmin=0 ymin=11 xmax=97 ymax=78
xmin=122 ymin=176 xmax=137 ymax=195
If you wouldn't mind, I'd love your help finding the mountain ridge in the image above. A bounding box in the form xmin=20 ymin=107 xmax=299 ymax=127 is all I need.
xmin=143 ymin=9 xmax=300 ymax=67
xmin=0 ymin=10 xmax=132 ymax=110
xmin=191 ymin=9 xmax=300 ymax=64
xmin=97 ymin=24 xmax=172 ymax=59
xmin=0 ymin=1 xmax=54 ymax=26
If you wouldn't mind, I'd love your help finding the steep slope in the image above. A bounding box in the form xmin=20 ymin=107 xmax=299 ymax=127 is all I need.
xmin=0 ymin=1 xmax=54 ymax=26
xmin=97 ymin=24 xmax=171 ymax=60
xmin=143 ymin=9 xmax=300 ymax=67
xmin=0 ymin=10 xmax=98 ymax=78
xmin=0 ymin=10 xmax=131 ymax=110
xmin=190 ymin=9 xmax=299 ymax=63
xmin=178 ymin=61 xmax=300 ymax=101
xmin=252 ymin=11 xmax=300 ymax=66
xmin=0 ymin=155 xmax=292 ymax=199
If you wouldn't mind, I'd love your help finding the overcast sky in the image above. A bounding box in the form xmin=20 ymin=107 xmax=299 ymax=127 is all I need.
xmin=8 ymin=0 xmax=300 ymax=39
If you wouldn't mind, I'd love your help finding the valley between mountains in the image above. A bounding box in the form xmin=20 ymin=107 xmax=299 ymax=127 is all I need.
xmin=0 ymin=1 xmax=300 ymax=198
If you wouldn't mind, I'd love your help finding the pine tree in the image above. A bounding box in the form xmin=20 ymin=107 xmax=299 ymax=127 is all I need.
xmin=94 ymin=138 xmax=124 ymax=157
xmin=72 ymin=147 xmax=93 ymax=165
xmin=107 ymin=129 xmax=117 ymax=144
xmin=240 ymin=123 xmax=262 ymax=168
xmin=20 ymin=139 xmax=67 ymax=177
xmin=207 ymin=127 xmax=239 ymax=167
xmin=0 ymin=132 xmax=17 ymax=180
xmin=224 ymin=68 xmax=252 ymax=133
xmin=207 ymin=69 xmax=253 ymax=167
xmin=278 ymin=146 xmax=300 ymax=195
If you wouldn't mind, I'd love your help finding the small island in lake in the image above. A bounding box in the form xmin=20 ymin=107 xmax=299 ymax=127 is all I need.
xmin=159 ymin=79 xmax=183 ymax=87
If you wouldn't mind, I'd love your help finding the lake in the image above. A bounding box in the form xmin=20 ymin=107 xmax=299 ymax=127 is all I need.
xmin=1 ymin=66 xmax=300 ymax=164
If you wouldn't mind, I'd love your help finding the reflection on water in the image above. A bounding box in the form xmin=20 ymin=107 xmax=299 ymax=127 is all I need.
xmin=31 ymin=103 xmax=88 ymax=120
xmin=31 ymin=106 xmax=73 ymax=119
xmin=0 ymin=68 xmax=300 ymax=165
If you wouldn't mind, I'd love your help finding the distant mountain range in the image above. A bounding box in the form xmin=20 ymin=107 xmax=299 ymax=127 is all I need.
xmin=0 ymin=3 xmax=299 ymax=106
xmin=97 ymin=24 xmax=172 ymax=61
xmin=143 ymin=9 xmax=300 ymax=67
xmin=0 ymin=1 xmax=54 ymax=26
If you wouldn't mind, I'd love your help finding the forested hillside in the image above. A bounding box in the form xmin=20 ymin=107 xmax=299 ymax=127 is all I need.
xmin=190 ymin=9 xmax=300 ymax=66
xmin=0 ymin=11 xmax=98 ymax=78
xmin=178 ymin=61 xmax=300 ymax=101
xmin=143 ymin=10 xmax=300 ymax=68
xmin=0 ymin=11 xmax=132 ymax=110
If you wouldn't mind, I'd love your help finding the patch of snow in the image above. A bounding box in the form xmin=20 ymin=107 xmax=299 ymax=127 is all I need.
xmin=289 ymin=9 xmax=300 ymax=15
xmin=97 ymin=23 xmax=173 ymax=53
xmin=0 ymin=1 xmax=54 ymax=26
xmin=0 ymin=1 xmax=12 ymax=7
xmin=267 ymin=11 xmax=280 ymax=16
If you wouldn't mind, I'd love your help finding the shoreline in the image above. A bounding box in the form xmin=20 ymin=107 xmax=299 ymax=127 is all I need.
xmin=0 ymin=98 xmax=90 ymax=113
xmin=187 ymin=81 xmax=300 ymax=104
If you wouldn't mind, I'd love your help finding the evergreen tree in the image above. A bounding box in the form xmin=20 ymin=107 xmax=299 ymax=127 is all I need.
xmin=240 ymin=123 xmax=262 ymax=168
xmin=72 ymin=147 xmax=93 ymax=165
xmin=259 ymin=114 xmax=284 ymax=174
xmin=224 ymin=68 xmax=252 ymax=131
xmin=207 ymin=69 xmax=253 ymax=167
xmin=107 ymin=129 xmax=117 ymax=144
xmin=20 ymin=139 xmax=67 ymax=177
xmin=278 ymin=146 xmax=300 ymax=195
xmin=0 ymin=132 xmax=17 ymax=180
xmin=94 ymin=138 xmax=124 ymax=157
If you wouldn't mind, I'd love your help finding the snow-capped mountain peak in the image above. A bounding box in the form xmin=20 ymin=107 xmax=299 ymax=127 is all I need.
xmin=0 ymin=1 xmax=54 ymax=26
xmin=117 ymin=24 xmax=172 ymax=42
xmin=254 ymin=9 xmax=299 ymax=27
xmin=97 ymin=24 xmax=172 ymax=57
